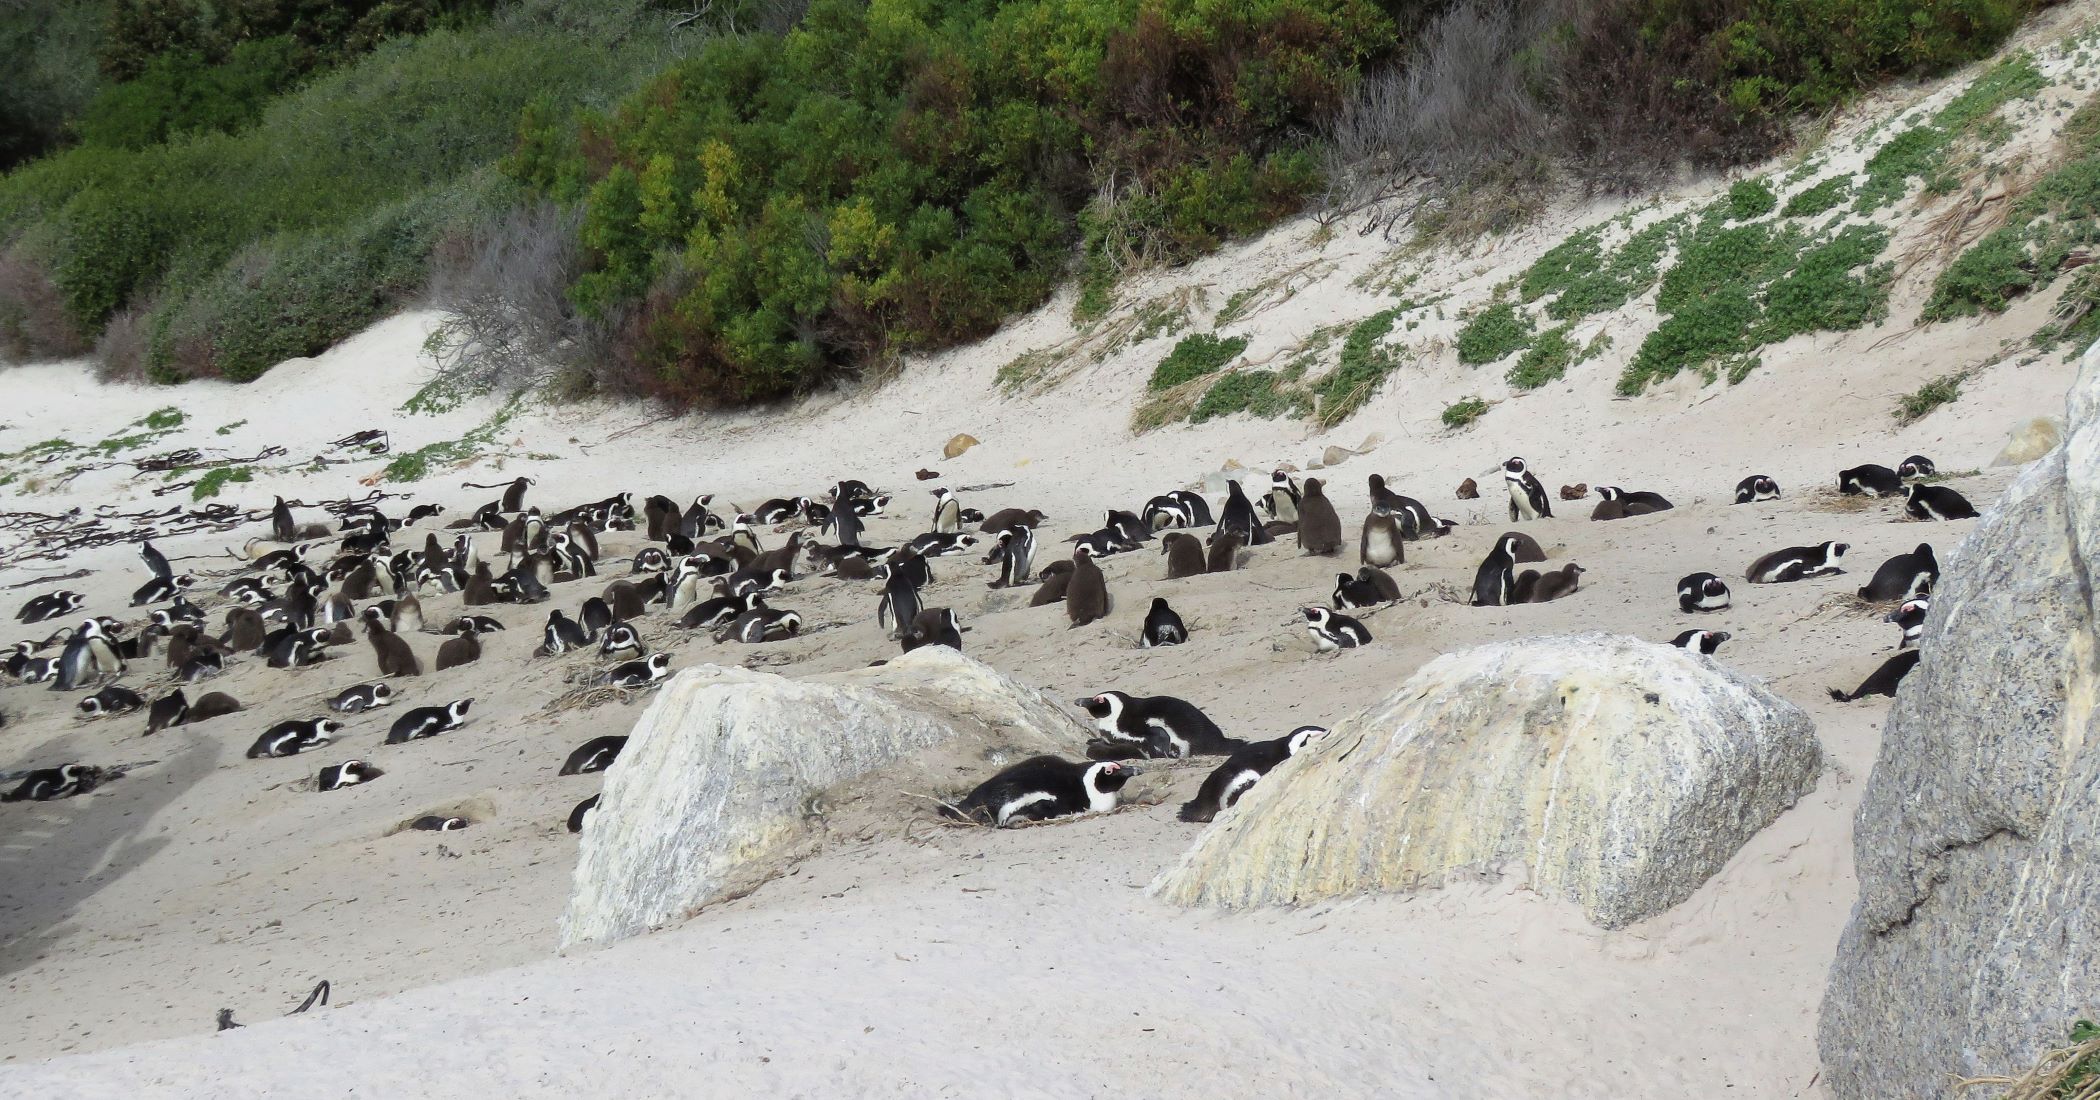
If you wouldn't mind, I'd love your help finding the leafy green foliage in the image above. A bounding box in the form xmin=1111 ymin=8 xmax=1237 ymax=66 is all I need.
xmin=1724 ymin=178 xmax=1776 ymax=220
xmin=1781 ymin=176 xmax=1850 ymax=217
xmin=1190 ymin=370 xmax=1311 ymax=423
xmin=139 ymin=406 xmax=184 ymax=429
xmin=1508 ymin=324 xmax=1575 ymax=389
xmin=190 ymin=464 xmax=253 ymax=500
xmin=382 ymin=395 xmax=523 ymax=481
xmin=517 ymin=0 xmax=1395 ymax=404
xmin=1857 ymin=54 xmax=2048 ymax=212
xmin=1896 ymin=373 xmax=1962 ymax=423
xmin=1440 ymin=396 xmax=1489 ymax=429
xmin=0 ymin=2 xmax=104 ymax=170
xmin=1521 ymin=217 xmax=1679 ymax=322
xmin=1924 ymin=100 xmax=2100 ymax=321
xmin=1150 ymin=334 xmax=1247 ymax=392
xmin=1456 ymin=301 xmax=1534 ymax=364
xmin=1314 ymin=307 xmax=1402 ymax=428
xmin=1622 ymin=218 xmax=1891 ymax=394
xmin=77 ymin=38 xmax=306 ymax=150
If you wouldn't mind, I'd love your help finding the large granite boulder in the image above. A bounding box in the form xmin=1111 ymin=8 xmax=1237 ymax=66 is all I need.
xmin=1151 ymin=634 xmax=1820 ymax=929
xmin=560 ymin=647 xmax=1091 ymax=947
xmin=1820 ymin=342 xmax=2100 ymax=1097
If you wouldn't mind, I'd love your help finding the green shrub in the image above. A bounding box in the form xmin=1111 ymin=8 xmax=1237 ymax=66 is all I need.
xmin=1895 ymin=373 xmax=1962 ymax=423
xmin=1857 ymin=54 xmax=2048 ymax=212
xmin=1456 ymin=301 xmax=1534 ymax=364
xmin=1781 ymin=176 xmax=1850 ymax=217
xmin=1724 ymin=178 xmax=1776 ymax=220
xmin=1924 ymin=102 xmax=2100 ymax=321
xmin=1441 ymin=396 xmax=1489 ymax=429
xmin=77 ymin=38 xmax=305 ymax=150
xmin=190 ymin=464 xmax=252 ymax=500
xmin=1190 ymin=370 xmax=1311 ymax=423
xmin=1150 ymin=333 xmax=1248 ymax=392
xmin=1314 ymin=307 xmax=1403 ymax=428
xmin=1508 ymin=324 xmax=1576 ymax=389
xmin=1521 ymin=217 xmax=1679 ymax=322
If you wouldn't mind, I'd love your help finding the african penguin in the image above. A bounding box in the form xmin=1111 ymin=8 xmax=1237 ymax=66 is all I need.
xmin=1471 ymin=534 xmax=1523 ymax=607
xmin=566 ymin=795 xmax=600 ymax=833
xmin=1888 ymin=597 xmax=1930 ymax=649
xmin=1160 ymin=532 xmax=1206 ymax=579
xmin=328 ymin=682 xmax=395 ymax=713
xmin=715 ymin=605 xmax=801 ymax=644
xmin=78 ymin=684 xmax=145 ymax=717
xmin=1261 ymin=471 xmax=1301 ymax=524
xmin=942 ymin=757 xmax=1134 ymax=827
xmin=1216 ymin=480 xmax=1270 ymax=546
xmin=1178 ymin=725 xmax=1326 ymax=823
xmin=1839 ymin=464 xmax=1904 ymax=497
xmin=1359 ymin=512 xmax=1403 ymax=568
xmin=1294 ymin=478 xmax=1343 ymax=556
xmin=602 ymin=652 xmax=672 ymax=687
xmin=315 ymin=761 xmax=382 ymax=791
xmin=131 ymin=573 xmax=193 ymax=606
xmin=1075 ymin=691 xmax=1247 ymax=759
xmin=981 ymin=507 xmax=1049 ymax=533
xmin=1746 ymin=541 xmax=1848 ymax=584
xmin=140 ymin=539 xmax=172 ymax=581
xmin=1858 ymin=543 xmax=1938 ymax=603
xmin=365 ymin=621 xmax=422 ymax=676
xmin=2 ymin=764 xmax=104 ymax=802
xmin=1897 ymin=455 xmax=1937 ymax=480
xmin=1332 ymin=572 xmax=1383 ymax=610
xmin=901 ymin=608 xmax=964 ymax=653
xmin=1065 ymin=546 xmax=1110 ymax=628
xmin=1522 ymin=563 xmax=1585 ymax=603
xmin=1140 ymin=598 xmax=1187 ymax=648
xmin=1905 ymin=482 xmax=1977 ymax=521
xmin=1677 ymin=573 xmax=1732 ymax=613
xmin=386 ymin=699 xmax=472 ymax=744
xmin=1303 ymin=606 xmax=1371 ymax=651
xmin=1206 ymin=531 xmax=1244 ymax=573
xmin=1503 ymin=457 xmax=1552 ymax=521
xmin=1829 ymin=649 xmax=1922 ymax=702
xmin=413 ymin=815 xmax=470 ymax=831
xmin=53 ymin=618 xmax=124 ymax=690
xmin=561 ymin=735 xmax=627 ymax=775
xmin=930 ymin=488 xmax=963 ymax=534
xmin=146 ymin=689 xmax=190 ymax=734
xmin=1031 ymin=561 xmax=1073 ymax=606
xmin=1670 ymin=629 xmax=1730 ymax=654
xmin=17 ymin=590 xmax=85 ymax=624
xmin=245 ymin=718 xmax=341 ymax=759
xmin=542 ymin=609 xmax=595 ymax=655
xmin=985 ymin=526 xmax=1038 ymax=589
xmin=598 ymin=621 xmax=645 ymax=658
xmin=1734 ymin=475 xmax=1781 ymax=504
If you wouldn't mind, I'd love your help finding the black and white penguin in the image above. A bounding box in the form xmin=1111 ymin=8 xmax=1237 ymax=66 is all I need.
xmin=751 ymin=497 xmax=805 ymax=525
xmin=1140 ymin=598 xmax=1187 ymax=648
xmin=1905 ymin=482 xmax=1977 ymax=521
xmin=407 ymin=503 xmax=446 ymax=525
xmin=1839 ymin=464 xmax=1904 ymax=497
xmin=1858 ymin=543 xmax=1938 ymax=602
xmin=1746 ymin=541 xmax=1848 ymax=584
xmin=386 ymin=699 xmax=472 ymax=744
xmin=329 ymin=682 xmax=394 ymax=713
xmin=906 ymin=531 xmax=979 ymax=558
xmin=1897 ymin=455 xmax=1937 ymax=480
xmin=1303 ymin=606 xmax=1371 ymax=651
xmin=561 ymin=735 xmax=627 ymax=775
xmin=1503 ymin=457 xmax=1552 ymax=521
xmin=1889 ymin=597 xmax=1930 ymax=649
xmin=130 ymin=573 xmax=193 ymax=607
xmin=565 ymin=795 xmax=600 ymax=833
xmin=943 ymin=756 xmax=1134 ymax=827
xmin=1216 ymin=479 xmax=1271 ymax=546
xmin=542 ymin=609 xmax=595 ymax=655
xmin=1141 ymin=494 xmax=1194 ymax=531
xmin=603 ymin=652 xmax=672 ymax=687
xmin=1260 ymin=471 xmax=1301 ymax=524
xmin=680 ymin=588 xmax=751 ymax=630
xmin=1332 ymin=571 xmax=1384 ymax=610
xmin=847 ymin=493 xmax=892 ymax=517
xmin=716 ymin=605 xmax=801 ymax=644
xmin=262 ymin=626 xmax=333 ymax=669
xmin=900 ymin=608 xmax=964 ymax=653
xmin=2 ymin=764 xmax=105 ymax=802
xmin=54 ymin=619 xmax=124 ymax=691
xmin=1178 ymin=725 xmax=1326 ymax=823
xmin=413 ymin=815 xmax=470 ymax=831
xmin=930 ymin=488 xmax=963 ymax=534
xmin=598 ymin=621 xmax=645 ymax=659
xmin=270 ymin=496 xmax=297 ymax=543
xmin=146 ymin=689 xmax=190 ymax=734
xmin=179 ymin=650 xmax=227 ymax=682
xmin=78 ymin=684 xmax=145 ymax=717
xmin=1166 ymin=490 xmax=1214 ymax=527
xmin=1593 ymin=485 xmax=1673 ymax=517
xmin=1670 ymin=629 xmax=1731 ymax=654
xmin=1471 ymin=533 xmax=1523 ymax=607
xmin=985 ymin=525 xmax=1038 ymax=589
xmin=1734 ymin=474 xmax=1781 ymax=504
xmin=17 ymin=590 xmax=85 ymax=624
xmin=1075 ymin=691 xmax=1245 ymax=759
xmin=315 ymin=760 xmax=382 ymax=791
xmin=1829 ymin=649 xmax=1922 ymax=702
xmin=1677 ymin=572 xmax=1732 ymax=613
xmin=140 ymin=539 xmax=173 ymax=581
xmin=444 ymin=614 xmax=503 ymax=635
xmin=245 ymin=718 xmax=341 ymax=759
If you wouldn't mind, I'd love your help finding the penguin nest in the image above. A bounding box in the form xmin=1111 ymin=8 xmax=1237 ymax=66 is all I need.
xmin=1802 ymin=491 xmax=1879 ymax=514
xmin=1955 ymin=1028 xmax=2100 ymax=1099
xmin=1813 ymin=594 xmax=1892 ymax=621
xmin=541 ymin=683 xmax=648 ymax=714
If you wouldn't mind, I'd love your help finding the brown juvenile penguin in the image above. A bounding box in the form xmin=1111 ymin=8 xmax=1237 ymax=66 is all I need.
xmin=190 ymin=691 xmax=242 ymax=722
xmin=1295 ymin=478 xmax=1343 ymax=555
xmin=1065 ymin=547 xmax=1109 ymax=627
xmin=1359 ymin=565 xmax=1402 ymax=602
xmin=462 ymin=564 xmax=499 ymax=606
xmin=1031 ymin=561 xmax=1074 ymax=606
xmin=1207 ymin=531 xmax=1245 ymax=574
xmin=603 ymin=580 xmax=648 ymax=621
xmin=366 ymin=621 xmax=422 ymax=678
xmin=1590 ymin=497 xmax=1626 ymax=522
xmin=750 ymin=531 xmax=803 ymax=581
xmin=390 ymin=589 xmax=424 ymax=633
xmin=1360 ymin=512 xmax=1404 ymax=568
xmin=979 ymin=508 xmax=1047 ymax=532
xmin=1526 ymin=563 xmax=1585 ymax=603
xmin=1162 ymin=532 xmax=1206 ymax=579
xmin=434 ymin=625 xmax=481 ymax=671
xmin=1455 ymin=478 xmax=1479 ymax=500
xmin=222 ymin=607 xmax=266 ymax=653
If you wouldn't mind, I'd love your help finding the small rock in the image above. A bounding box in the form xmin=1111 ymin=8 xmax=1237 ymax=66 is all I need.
xmin=1559 ymin=482 xmax=1589 ymax=500
xmin=1320 ymin=446 xmax=1354 ymax=468
xmin=1456 ymin=478 xmax=1479 ymax=500
xmin=942 ymin=434 xmax=979 ymax=459
xmin=1991 ymin=416 xmax=2062 ymax=466
xmin=915 ymin=469 xmax=940 ymax=481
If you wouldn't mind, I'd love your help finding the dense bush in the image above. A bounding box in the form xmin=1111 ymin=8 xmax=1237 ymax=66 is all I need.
xmin=76 ymin=38 xmax=307 ymax=150
xmin=1150 ymin=334 xmax=1250 ymax=392
xmin=0 ymin=3 xmax=104 ymax=170
xmin=1923 ymin=98 xmax=2100 ymax=320
xmin=517 ymin=0 xmax=1399 ymax=403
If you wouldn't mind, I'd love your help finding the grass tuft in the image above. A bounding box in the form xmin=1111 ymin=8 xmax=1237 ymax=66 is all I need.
xmin=1149 ymin=334 xmax=1248 ymax=393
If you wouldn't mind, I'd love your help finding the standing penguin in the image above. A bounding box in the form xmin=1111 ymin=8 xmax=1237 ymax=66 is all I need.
xmin=1261 ymin=471 xmax=1301 ymax=524
xmin=1216 ymin=480 xmax=1270 ymax=546
xmin=1471 ymin=533 xmax=1523 ymax=607
xmin=1161 ymin=532 xmax=1206 ymax=579
xmin=930 ymin=488 xmax=963 ymax=534
xmin=1065 ymin=546 xmax=1110 ymax=627
xmin=985 ymin=525 xmax=1037 ymax=589
xmin=1359 ymin=512 xmax=1404 ymax=568
xmin=1140 ymin=597 xmax=1187 ymax=648
xmin=140 ymin=540 xmax=172 ymax=582
xmin=828 ymin=501 xmax=864 ymax=548
xmin=271 ymin=497 xmax=297 ymax=543
xmin=1502 ymin=458 xmax=1552 ymax=521
xmin=1295 ymin=478 xmax=1343 ymax=556
xmin=53 ymin=619 xmax=123 ymax=691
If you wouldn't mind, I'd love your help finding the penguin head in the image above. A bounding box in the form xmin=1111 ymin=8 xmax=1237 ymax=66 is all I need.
xmin=1301 ymin=607 xmax=1330 ymax=626
xmin=1826 ymin=541 xmax=1850 ymax=562
xmin=646 ymin=653 xmax=672 ymax=677
xmin=313 ymin=720 xmax=342 ymax=741
xmin=1085 ymin=760 xmax=1136 ymax=796
xmin=1500 ymin=534 xmax=1522 ymax=557
xmin=449 ymin=699 xmax=474 ymax=721
xmin=1074 ymin=693 xmax=1124 ymax=721
xmin=1503 ymin=457 xmax=1527 ymax=475
xmin=1286 ymin=725 xmax=1329 ymax=754
xmin=371 ymin=683 xmax=395 ymax=703
xmin=1702 ymin=577 xmax=1728 ymax=598
xmin=63 ymin=592 xmax=86 ymax=612
xmin=78 ymin=696 xmax=104 ymax=716
xmin=1271 ymin=470 xmax=1292 ymax=487
xmin=78 ymin=618 xmax=104 ymax=639
xmin=1597 ymin=486 xmax=1621 ymax=500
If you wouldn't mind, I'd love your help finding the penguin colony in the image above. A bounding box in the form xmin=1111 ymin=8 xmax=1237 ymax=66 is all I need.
xmin=0 ymin=440 xmax=1978 ymax=1015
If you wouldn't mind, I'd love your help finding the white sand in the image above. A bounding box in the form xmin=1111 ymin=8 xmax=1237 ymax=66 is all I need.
xmin=0 ymin=11 xmax=2093 ymax=1093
